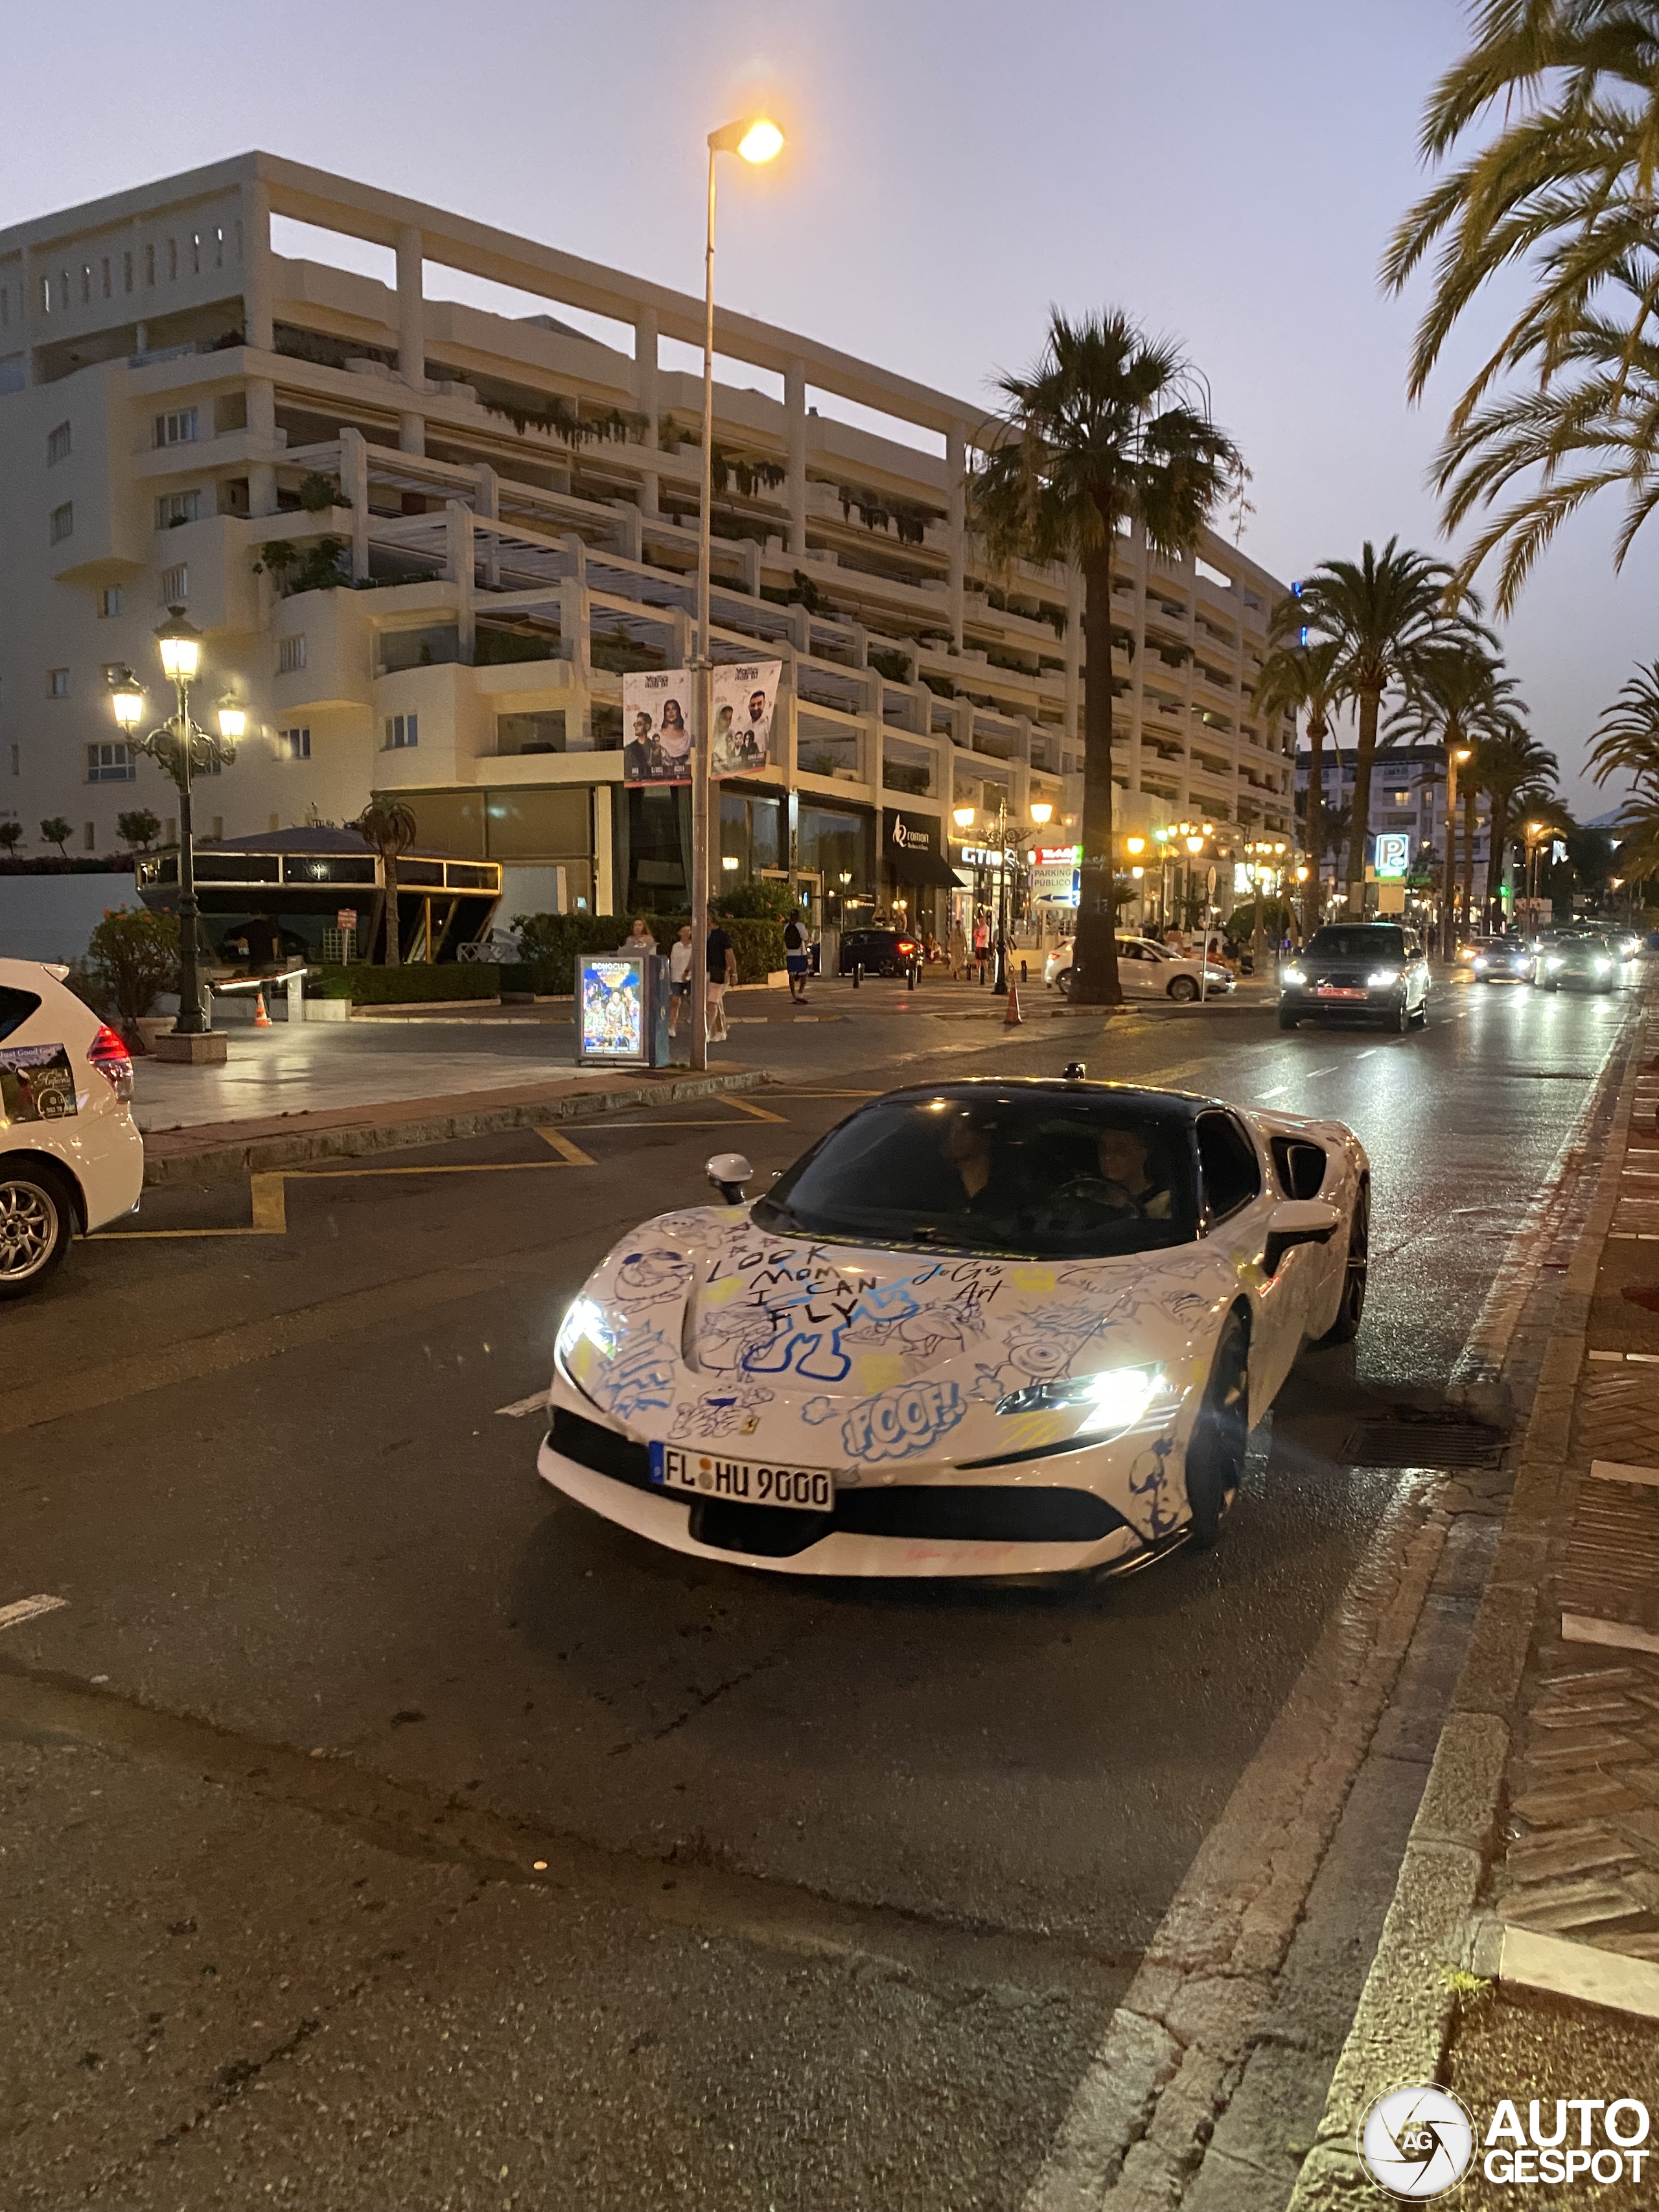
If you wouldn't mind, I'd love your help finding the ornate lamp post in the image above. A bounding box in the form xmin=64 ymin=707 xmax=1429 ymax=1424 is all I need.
xmin=108 ymin=609 xmax=241 ymax=1040
xmin=690 ymin=115 xmax=785 ymax=1071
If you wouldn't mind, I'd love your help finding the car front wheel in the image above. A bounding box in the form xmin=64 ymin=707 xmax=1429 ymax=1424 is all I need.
xmin=0 ymin=1163 xmax=74 ymax=1299
xmin=1185 ymin=1312 xmax=1249 ymax=1548
xmin=1167 ymin=974 xmax=1200 ymax=1002
xmin=1057 ymin=968 xmax=1074 ymax=999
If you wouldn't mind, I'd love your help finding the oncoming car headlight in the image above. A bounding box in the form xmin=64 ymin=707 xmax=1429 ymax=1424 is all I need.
xmin=1366 ymin=966 xmax=1402 ymax=986
xmin=557 ymin=1296 xmax=617 ymax=1369
xmin=1544 ymin=954 xmax=1563 ymax=971
xmin=1472 ymin=956 xmax=1488 ymax=971
xmin=997 ymin=1364 xmax=1164 ymax=1437
xmin=1594 ymin=956 xmax=1612 ymax=973
xmin=1281 ymin=965 xmax=1307 ymax=987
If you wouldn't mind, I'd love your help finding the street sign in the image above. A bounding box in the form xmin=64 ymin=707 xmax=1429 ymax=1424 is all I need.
xmin=1375 ymin=833 xmax=1410 ymax=880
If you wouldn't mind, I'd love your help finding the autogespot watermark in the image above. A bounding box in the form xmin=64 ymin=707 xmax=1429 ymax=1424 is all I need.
xmin=1358 ymin=2083 xmax=1653 ymax=2196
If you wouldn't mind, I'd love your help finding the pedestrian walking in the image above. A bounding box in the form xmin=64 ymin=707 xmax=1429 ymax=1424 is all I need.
xmin=947 ymin=920 xmax=969 ymax=980
xmin=783 ymin=908 xmax=811 ymax=1003
xmin=706 ymin=911 xmax=737 ymax=1043
xmin=667 ymin=924 xmax=693 ymax=1038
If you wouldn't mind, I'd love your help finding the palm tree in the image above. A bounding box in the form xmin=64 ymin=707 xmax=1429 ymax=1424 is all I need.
xmin=1383 ymin=5 xmax=1659 ymax=610
xmin=971 ymin=309 xmax=1243 ymax=1005
xmin=1255 ymin=636 xmax=1344 ymax=940
xmin=354 ymin=796 xmax=418 ymax=965
xmin=1474 ymin=722 xmax=1557 ymax=926
xmin=1386 ymin=636 xmax=1518 ymax=953
xmin=1590 ymin=660 xmax=1659 ymax=797
xmin=1273 ymin=540 xmax=1473 ymax=909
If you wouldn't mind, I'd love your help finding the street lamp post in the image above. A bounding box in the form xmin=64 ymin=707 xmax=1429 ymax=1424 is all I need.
xmin=108 ymin=609 xmax=241 ymax=1038
xmin=955 ymin=798 xmax=1050 ymax=991
xmin=690 ymin=115 xmax=784 ymax=1073
xmin=1442 ymin=745 xmax=1472 ymax=960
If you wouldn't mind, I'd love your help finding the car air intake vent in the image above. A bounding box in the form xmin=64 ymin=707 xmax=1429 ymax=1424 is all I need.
xmin=1270 ymin=1135 xmax=1327 ymax=1199
xmin=550 ymin=1406 xmax=652 ymax=1488
xmin=1343 ymin=1410 xmax=1507 ymax=1471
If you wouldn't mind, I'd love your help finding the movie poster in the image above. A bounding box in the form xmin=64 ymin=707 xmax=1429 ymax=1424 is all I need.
xmin=622 ymin=669 xmax=694 ymax=786
xmin=0 ymin=1043 xmax=79 ymax=1126
xmin=621 ymin=660 xmax=782 ymax=782
xmin=710 ymin=659 xmax=782 ymax=778
xmin=577 ymin=957 xmax=647 ymax=1061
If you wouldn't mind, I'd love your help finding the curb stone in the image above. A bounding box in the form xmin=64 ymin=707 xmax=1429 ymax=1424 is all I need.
xmin=139 ymin=1067 xmax=764 ymax=1187
xmin=1283 ymin=1004 xmax=1647 ymax=2211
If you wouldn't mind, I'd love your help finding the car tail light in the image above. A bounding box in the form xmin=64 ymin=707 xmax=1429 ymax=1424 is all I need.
xmin=87 ymin=1023 xmax=134 ymax=1103
xmin=897 ymin=939 xmax=916 ymax=954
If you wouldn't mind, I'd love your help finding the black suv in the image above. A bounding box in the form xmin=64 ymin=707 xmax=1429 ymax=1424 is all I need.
xmin=839 ymin=927 xmax=920 ymax=979
xmin=1279 ymin=924 xmax=1430 ymax=1032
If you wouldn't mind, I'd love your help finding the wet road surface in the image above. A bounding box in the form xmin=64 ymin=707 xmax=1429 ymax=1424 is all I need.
xmin=0 ymin=976 xmax=1636 ymax=2209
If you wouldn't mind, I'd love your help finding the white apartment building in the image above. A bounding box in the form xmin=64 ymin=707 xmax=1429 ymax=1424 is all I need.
xmin=0 ymin=154 xmax=1297 ymax=931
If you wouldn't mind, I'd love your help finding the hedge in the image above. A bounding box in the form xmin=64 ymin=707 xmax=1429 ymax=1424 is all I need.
xmin=310 ymin=962 xmax=500 ymax=1003
xmin=509 ymin=913 xmax=786 ymax=992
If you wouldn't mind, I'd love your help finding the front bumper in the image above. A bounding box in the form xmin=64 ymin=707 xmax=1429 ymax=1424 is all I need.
xmin=1279 ymin=987 xmax=1404 ymax=1020
xmin=536 ymin=1409 xmax=1170 ymax=1579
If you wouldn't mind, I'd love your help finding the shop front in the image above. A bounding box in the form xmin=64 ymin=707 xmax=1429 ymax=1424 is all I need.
xmin=881 ymin=807 xmax=957 ymax=942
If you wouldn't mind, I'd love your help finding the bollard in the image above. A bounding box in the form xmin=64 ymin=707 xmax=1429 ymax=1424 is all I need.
xmin=286 ymin=971 xmax=304 ymax=1025
xmin=1020 ymin=959 xmax=1028 ymax=983
xmin=908 ymin=959 xmax=920 ymax=991
xmin=853 ymin=962 xmax=863 ymax=989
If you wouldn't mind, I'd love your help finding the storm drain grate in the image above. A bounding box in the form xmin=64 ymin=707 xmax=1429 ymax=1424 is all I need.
xmin=1342 ymin=1413 xmax=1508 ymax=1471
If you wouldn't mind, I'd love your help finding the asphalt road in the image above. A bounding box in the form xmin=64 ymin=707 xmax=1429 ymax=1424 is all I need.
xmin=0 ymin=974 xmax=1636 ymax=2211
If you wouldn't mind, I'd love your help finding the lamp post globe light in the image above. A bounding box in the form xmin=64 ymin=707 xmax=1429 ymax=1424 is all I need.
xmin=108 ymin=608 xmax=240 ymax=1043
xmin=690 ymin=113 xmax=784 ymax=1072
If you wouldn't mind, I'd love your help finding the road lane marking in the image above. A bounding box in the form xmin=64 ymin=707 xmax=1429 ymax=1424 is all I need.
xmin=495 ymin=1392 xmax=548 ymax=1419
xmin=0 ymin=1594 xmax=67 ymax=1633
xmin=720 ymin=1095 xmax=787 ymax=1122
xmin=535 ymin=1127 xmax=596 ymax=1164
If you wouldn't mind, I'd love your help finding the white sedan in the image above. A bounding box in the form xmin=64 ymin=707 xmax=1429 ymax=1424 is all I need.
xmin=0 ymin=958 xmax=143 ymax=1297
xmin=1045 ymin=935 xmax=1235 ymax=1001
xmin=537 ymin=1075 xmax=1369 ymax=1579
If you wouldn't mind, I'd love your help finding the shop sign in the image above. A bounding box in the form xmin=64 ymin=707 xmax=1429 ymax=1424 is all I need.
xmin=886 ymin=808 xmax=942 ymax=858
xmin=1031 ymin=861 xmax=1079 ymax=905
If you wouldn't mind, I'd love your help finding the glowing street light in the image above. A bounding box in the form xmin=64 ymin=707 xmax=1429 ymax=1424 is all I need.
xmin=690 ymin=113 xmax=787 ymax=1071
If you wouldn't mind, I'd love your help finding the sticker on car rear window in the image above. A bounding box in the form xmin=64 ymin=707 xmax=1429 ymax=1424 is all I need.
xmin=0 ymin=1044 xmax=79 ymax=1124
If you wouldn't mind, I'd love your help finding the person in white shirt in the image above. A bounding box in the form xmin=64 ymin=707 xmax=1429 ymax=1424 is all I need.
xmin=667 ymin=924 xmax=693 ymax=1036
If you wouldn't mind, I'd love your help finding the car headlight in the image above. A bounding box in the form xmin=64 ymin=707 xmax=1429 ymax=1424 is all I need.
xmin=1594 ymin=957 xmax=1611 ymax=973
xmin=1281 ymin=966 xmax=1306 ymax=987
xmin=1545 ymin=955 xmax=1562 ymax=970
xmin=997 ymin=1364 xmax=1164 ymax=1436
xmin=557 ymin=1295 xmax=617 ymax=1367
xmin=1472 ymin=956 xmax=1487 ymax=970
xmin=1366 ymin=967 xmax=1401 ymax=986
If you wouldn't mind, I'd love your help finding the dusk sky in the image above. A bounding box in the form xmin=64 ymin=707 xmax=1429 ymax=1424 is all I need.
xmin=2 ymin=0 xmax=1640 ymax=812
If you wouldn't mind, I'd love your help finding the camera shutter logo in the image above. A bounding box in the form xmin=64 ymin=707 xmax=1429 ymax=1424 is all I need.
xmin=1358 ymin=2084 xmax=1474 ymax=2198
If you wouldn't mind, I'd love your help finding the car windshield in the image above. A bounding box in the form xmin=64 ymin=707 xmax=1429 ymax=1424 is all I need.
xmin=1305 ymin=927 xmax=1408 ymax=960
xmin=751 ymin=1089 xmax=1200 ymax=1260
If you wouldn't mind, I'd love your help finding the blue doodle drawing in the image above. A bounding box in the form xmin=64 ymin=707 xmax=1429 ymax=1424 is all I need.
xmin=594 ymin=1326 xmax=677 ymax=1424
xmin=669 ymin=1379 xmax=775 ymax=1441
xmin=614 ymin=1248 xmax=693 ymax=1307
xmin=801 ymin=1397 xmax=838 ymax=1426
xmin=1127 ymin=1435 xmax=1180 ymax=1535
xmin=842 ymin=1379 xmax=965 ymax=1463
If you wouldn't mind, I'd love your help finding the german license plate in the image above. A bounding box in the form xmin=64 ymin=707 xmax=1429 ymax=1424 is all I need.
xmin=649 ymin=1442 xmax=834 ymax=1511
xmin=1316 ymin=985 xmax=1365 ymax=999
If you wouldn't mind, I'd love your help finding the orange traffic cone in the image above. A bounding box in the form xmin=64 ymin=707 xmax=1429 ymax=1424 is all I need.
xmin=253 ymin=990 xmax=272 ymax=1028
xmin=1004 ymin=982 xmax=1023 ymax=1027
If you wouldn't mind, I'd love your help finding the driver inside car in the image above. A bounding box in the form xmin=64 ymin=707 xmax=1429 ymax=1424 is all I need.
xmin=1095 ymin=1125 xmax=1174 ymax=1220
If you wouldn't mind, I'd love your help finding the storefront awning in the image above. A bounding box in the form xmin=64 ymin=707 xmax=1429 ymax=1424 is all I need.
xmin=883 ymin=807 xmax=958 ymax=889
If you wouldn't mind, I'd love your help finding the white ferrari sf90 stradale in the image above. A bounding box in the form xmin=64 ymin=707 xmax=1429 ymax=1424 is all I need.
xmin=537 ymin=1077 xmax=1369 ymax=1579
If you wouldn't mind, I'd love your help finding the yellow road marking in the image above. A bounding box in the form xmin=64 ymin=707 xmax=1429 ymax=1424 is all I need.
xmin=535 ymin=1126 xmax=597 ymax=1164
xmin=719 ymin=1094 xmax=787 ymax=1122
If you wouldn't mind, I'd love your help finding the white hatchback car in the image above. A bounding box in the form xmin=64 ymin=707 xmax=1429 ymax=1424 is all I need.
xmin=1045 ymin=935 xmax=1235 ymax=1001
xmin=0 ymin=958 xmax=143 ymax=1298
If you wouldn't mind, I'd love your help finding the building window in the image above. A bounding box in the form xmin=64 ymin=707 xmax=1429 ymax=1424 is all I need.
xmin=87 ymin=743 xmax=135 ymax=784
xmin=277 ymin=635 xmax=307 ymax=674
xmin=84 ymin=821 xmax=97 ymax=850
xmin=283 ymin=727 xmax=311 ymax=760
xmin=49 ymin=502 xmax=73 ymax=544
xmin=101 ymin=257 xmax=111 ymax=299
xmin=161 ymin=563 xmax=189 ymax=603
xmin=123 ymin=250 xmax=133 ymax=294
xmin=145 ymin=244 xmax=155 ymax=287
xmin=154 ymin=407 xmax=199 ymax=447
xmin=191 ymin=231 xmax=201 ymax=275
xmin=46 ymin=420 xmax=71 ymax=465
xmin=167 ymin=238 xmax=178 ymax=281
xmin=46 ymin=669 xmax=69 ymax=699
xmin=80 ymin=264 xmax=91 ymax=305
xmin=8 ymin=743 xmax=19 ymax=776
xmin=98 ymin=587 xmax=122 ymax=618
xmin=156 ymin=490 xmax=201 ymax=528
xmin=384 ymin=713 xmax=419 ymax=749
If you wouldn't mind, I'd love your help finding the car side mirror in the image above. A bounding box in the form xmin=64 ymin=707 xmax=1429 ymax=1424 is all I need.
xmin=706 ymin=1151 xmax=754 ymax=1205
xmin=1263 ymin=1197 xmax=1342 ymax=1276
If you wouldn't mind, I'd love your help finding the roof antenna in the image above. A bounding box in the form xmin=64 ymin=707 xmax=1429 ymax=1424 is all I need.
xmin=1063 ymin=1060 xmax=1087 ymax=1081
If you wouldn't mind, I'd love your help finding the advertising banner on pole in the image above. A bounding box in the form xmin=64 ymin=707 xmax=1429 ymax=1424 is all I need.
xmin=622 ymin=670 xmax=694 ymax=786
xmin=709 ymin=659 xmax=782 ymax=778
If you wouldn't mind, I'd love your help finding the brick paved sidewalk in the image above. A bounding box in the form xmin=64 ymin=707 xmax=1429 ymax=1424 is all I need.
xmin=1485 ymin=1033 xmax=1659 ymax=1962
